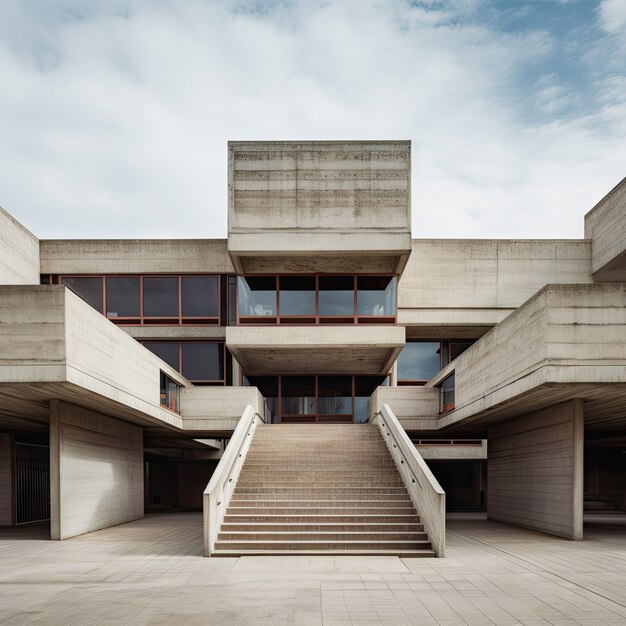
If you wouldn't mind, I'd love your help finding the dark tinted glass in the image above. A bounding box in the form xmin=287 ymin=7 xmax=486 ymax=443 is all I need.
xmin=397 ymin=341 xmax=441 ymax=381
xmin=182 ymin=275 xmax=219 ymax=318
xmin=227 ymin=276 xmax=237 ymax=325
xmin=450 ymin=340 xmax=475 ymax=361
xmin=181 ymin=342 xmax=223 ymax=381
xmin=61 ymin=277 xmax=103 ymax=312
xmin=440 ymin=373 xmax=455 ymax=412
xmin=143 ymin=277 xmax=179 ymax=317
xmin=143 ymin=342 xmax=180 ymax=370
xmin=318 ymin=376 xmax=352 ymax=415
xmin=357 ymin=276 xmax=396 ymax=316
xmin=106 ymin=277 xmax=140 ymax=317
xmin=318 ymin=276 xmax=354 ymax=316
xmin=282 ymin=376 xmax=315 ymax=415
xmin=354 ymin=375 xmax=388 ymax=423
xmin=238 ymin=276 xmax=277 ymax=316
xmin=279 ymin=276 xmax=316 ymax=316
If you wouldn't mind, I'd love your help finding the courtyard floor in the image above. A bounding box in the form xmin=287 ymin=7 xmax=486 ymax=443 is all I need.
xmin=1 ymin=513 xmax=625 ymax=625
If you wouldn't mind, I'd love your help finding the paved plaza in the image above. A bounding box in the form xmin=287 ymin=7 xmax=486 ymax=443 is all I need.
xmin=1 ymin=513 xmax=625 ymax=625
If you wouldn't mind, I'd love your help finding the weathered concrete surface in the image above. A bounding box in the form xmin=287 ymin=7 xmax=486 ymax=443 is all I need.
xmin=488 ymin=400 xmax=584 ymax=540
xmin=584 ymin=175 xmax=626 ymax=281
xmin=431 ymin=283 xmax=626 ymax=433
xmin=123 ymin=326 xmax=227 ymax=341
xmin=181 ymin=386 xmax=265 ymax=433
xmin=417 ymin=441 xmax=487 ymax=460
xmin=40 ymin=239 xmax=234 ymax=274
xmin=0 ymin=206 xmax=40 ymax=285
xmin=50 ymin=401 xmax=143 ymax=540
xmin=398 ymin=240 xmax=592 ymax=331
xmin=226 ymin=325 xmax=405 ymax=375
xmin=228 ymin=141 xmax=412 ymax=274
xmin=368 ymin=386 xmax=438 ymax=431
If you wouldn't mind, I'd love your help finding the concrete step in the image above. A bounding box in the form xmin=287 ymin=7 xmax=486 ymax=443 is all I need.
xmin=217 ymin=531 xmax=429 ymax=541
xmin=211 ymin=549 xmax=436 ymax=557
xmin=220 ymin=523 xmax=424 ymax=532
xmin=233 ymin=488 xmax=409 ymax=495
xmin=224 ymin=514 xmax=421 ymax=523
xmin=214 ymin=539 xmax=433 ymax=551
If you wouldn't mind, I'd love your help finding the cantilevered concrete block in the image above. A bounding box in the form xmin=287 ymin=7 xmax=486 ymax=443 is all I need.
xmin=228 ymin=141 xmax=412 ymax=275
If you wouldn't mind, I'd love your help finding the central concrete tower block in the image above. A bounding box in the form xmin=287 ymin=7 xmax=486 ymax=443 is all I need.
xmin=227 ymin=141 xmax=412 ymax=274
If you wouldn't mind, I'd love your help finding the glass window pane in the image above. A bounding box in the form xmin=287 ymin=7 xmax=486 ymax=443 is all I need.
xmin=318 ymin=376 xmax=352 ymax=415
xmin=354 ymin=376 xmax=388 ymax=423
xmin=181 ymin=342 xmax=224 ymax=381
xmin=397 ymin=341 xmax=441 ymax=381
xmin=227 ymin=276 xmax=237 ymax=325
xmin=143 ymin=342 xmax=180 ymax=371
xmin=144 ymin=277 xmax=179 ymax=317
xmin=106 ymin=277 xmax=140 ymax=317
xmin=182 ymin=275 xmax=219 ymax=318
xmin=450 ymin=340 xmax=475 ymax=361
xmin=282 ymin=376 xmax=315 ymax=415
xmin=61 ymin=277 xmax=103 ymax=312
xmin=440 ymin=373 xmax=455 ymax=412
xmin=245 ymin=376 xmax=278 ymax=423
xmin=319 ymin=276 xmax=354 ymax=317
xmin=357 ymin=276 xmax=396 ymax=316
xmin=279 ymin=276 xmax=316 ymax=316
xmin=238 ymin=276 xmax=276 ymax=316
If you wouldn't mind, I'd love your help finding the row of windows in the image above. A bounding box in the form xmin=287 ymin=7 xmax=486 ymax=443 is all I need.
xmin=396 ymin=340 xmax=475 ymax=384
xmin=43 ymin=275 xmax=221 ymax=325
xmin=142 ymin=341 xmax=232 ymax=385
xmin=238 ymin=275 xmax=397 ymax=324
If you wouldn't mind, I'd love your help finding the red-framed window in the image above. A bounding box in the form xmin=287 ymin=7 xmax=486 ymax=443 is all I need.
xmin=49 ymin=274 xmax=223 ymax=326
xmin=236 ymin=274 xmax=397 ymax=325
xmin=142 ymin=340 xmax=232 ymax=385
xmin=439 ymin=372 xmax=456 ymax=414
xmin=397 ymin=339 xmax=476 ymax=385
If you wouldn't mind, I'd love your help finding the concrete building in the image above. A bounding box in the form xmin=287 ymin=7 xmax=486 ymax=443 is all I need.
xmin=0 ymin=140 xmax=625 ymax=557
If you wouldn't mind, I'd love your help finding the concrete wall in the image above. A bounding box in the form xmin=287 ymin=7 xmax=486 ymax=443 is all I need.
xmin=487 ymin=400 xmax=584 ymax=539
xmin=228 ymin=141 xmax=412 ymax=273
xmin=0 ymin=434 xmax=12 ymax=525
xmin=417 ymin=441 xmax=487 ymax=460
xmin=368 ymin=386 xmax=439 ymax=431
xmin=584 ymin=176 xmax=626 ymax=281
xmin=398 ymin=240 xmax=592 ymax=330
xmin=0 ymin=207 xmax=40 ymax=286
xmin=50 ymin=401 xmax=143 ymax=540
xmin=431 ymin=283 xmax=626 ymax=428
xmin=40 ymin=239 xmax=233 ymax=274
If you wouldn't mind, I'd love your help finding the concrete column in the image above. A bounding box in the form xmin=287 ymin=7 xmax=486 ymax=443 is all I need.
xmin=390 ymin=362 xmax=398 ymax=386
xmin=0 ymin=433 xmax=13 ymax=525
xmin=50 ymin=400 xmax=144 ymax=540
xmin=487 ymin=399 xmax=584 ymax=540
xmin=232 ymin=356 xmax=243 ymax=385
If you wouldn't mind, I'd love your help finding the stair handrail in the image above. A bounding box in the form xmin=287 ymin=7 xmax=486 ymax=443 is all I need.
xmin=369 ymin=403 xmax=446 ymax=556
xmin=203 ymin=404 xmax=265 ymax=556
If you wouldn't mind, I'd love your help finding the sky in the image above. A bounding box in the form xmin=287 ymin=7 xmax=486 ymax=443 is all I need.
xmin=0 ymin=0 xmax=625 ymax=240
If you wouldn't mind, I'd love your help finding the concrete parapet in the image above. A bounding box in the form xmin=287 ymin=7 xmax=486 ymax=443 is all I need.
xmin=0 ymin=206 xmax=40 ymax=285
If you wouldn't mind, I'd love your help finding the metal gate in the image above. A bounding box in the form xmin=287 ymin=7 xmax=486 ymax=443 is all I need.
xmin=14 ymin=443 xmax=50 ymax=524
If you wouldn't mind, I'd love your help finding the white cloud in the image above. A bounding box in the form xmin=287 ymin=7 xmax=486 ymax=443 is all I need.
xmin=598 ymin=0 xmax=626 ymax=34
xmin=0 ymin=0 xmax=624 ymax=240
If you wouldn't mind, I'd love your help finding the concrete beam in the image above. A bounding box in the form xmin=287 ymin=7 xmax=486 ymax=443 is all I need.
xmin=0 ymin=206 xmax=40 ymax=286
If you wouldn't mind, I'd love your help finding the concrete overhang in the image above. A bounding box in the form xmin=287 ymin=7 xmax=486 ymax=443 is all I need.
xmin=226 ymin=325 xmax=405 ymax=375
xmin=227 ymin=140 xmax=412 ymax=276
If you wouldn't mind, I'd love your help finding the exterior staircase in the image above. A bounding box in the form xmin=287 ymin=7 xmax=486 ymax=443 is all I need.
xmin=212 ymin=424 xmax=436 ymax=556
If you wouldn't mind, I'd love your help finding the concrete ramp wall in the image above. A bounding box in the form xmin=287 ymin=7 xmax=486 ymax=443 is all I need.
xmin=50 ymin=401 xmax=143 ymax=540
xmin=487 ymin=399 xmax=584 ymax=539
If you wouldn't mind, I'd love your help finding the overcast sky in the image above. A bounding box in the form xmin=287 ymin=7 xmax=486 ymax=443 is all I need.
xmin=1 ymin=0 xmax=625 ymax=240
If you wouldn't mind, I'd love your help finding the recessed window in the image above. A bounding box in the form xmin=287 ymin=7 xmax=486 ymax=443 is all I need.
xmin=182 ymin=275 xmax=219 ymax=318
xmin=439 ymin=373 xmax=455 ymax=413
xmin=160 ymin=372 xmax=180 ymax=413
xmin=354 ymin=375 xmax=388 ymax=423
xmin=318 ymin=376 xmax=352 ymax=415
xmin=282 ymin=376 xmax=316 ymax=415
xmin=279 ymin=276 xmax=316 ymax=316
xmin=238 ymin=276 xmax=277 ymax=317
xmin=61 ymin=277 xmax=103 ymax=313
xmin=397 ymin=341 xmax=441 ymax=383
xmin=143 ymin=342 xmax=180 ymax=371
xmin=181 ymin=342 xmax=224 ymax=382
xmin=143 ymin=277 xmax=179 ymax=318
xmin=106 ymin=277 xmax=140 ymax=318
xmin=319 ymin=276 xmax=354 ymax=317
xmin=357 ymin=276 xmax=396 ymax=317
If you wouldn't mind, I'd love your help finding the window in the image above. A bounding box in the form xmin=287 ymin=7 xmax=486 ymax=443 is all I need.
xmin=160 ymin=372 xmax=180 ymax=413
xmin=318 ymin=376 xmax=352 ymax=416
xmin=182 ymin=275 xmax=219 ymax=318
xmin=106 ymin=277 xmax=140 ymax=318
xmin=318 ymin=276 xmax=355 ymax=319
xmin=354 ymin=375 xmax=388 ymax=424
xmin=357 ymin=276 xmax=396 ymax=317
xmin=279 ymin=275 xmax=316 ymax=318
xmin=143 ymin=277 xmax=179 ymax=318
xmin=61 ymin=277 xmax=103 ymax=313
xmin=397 ymin=341 xmax=441 ymax=384
xmin=281 ymin=376 xmax=316 ymax=416
xmin=238 ymin=276 xmax=277 ymax=318
xmin=143 ymin=341 xmax=228 ymax=384
xmin=439 ymin=373 xmax=455 ymax=413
